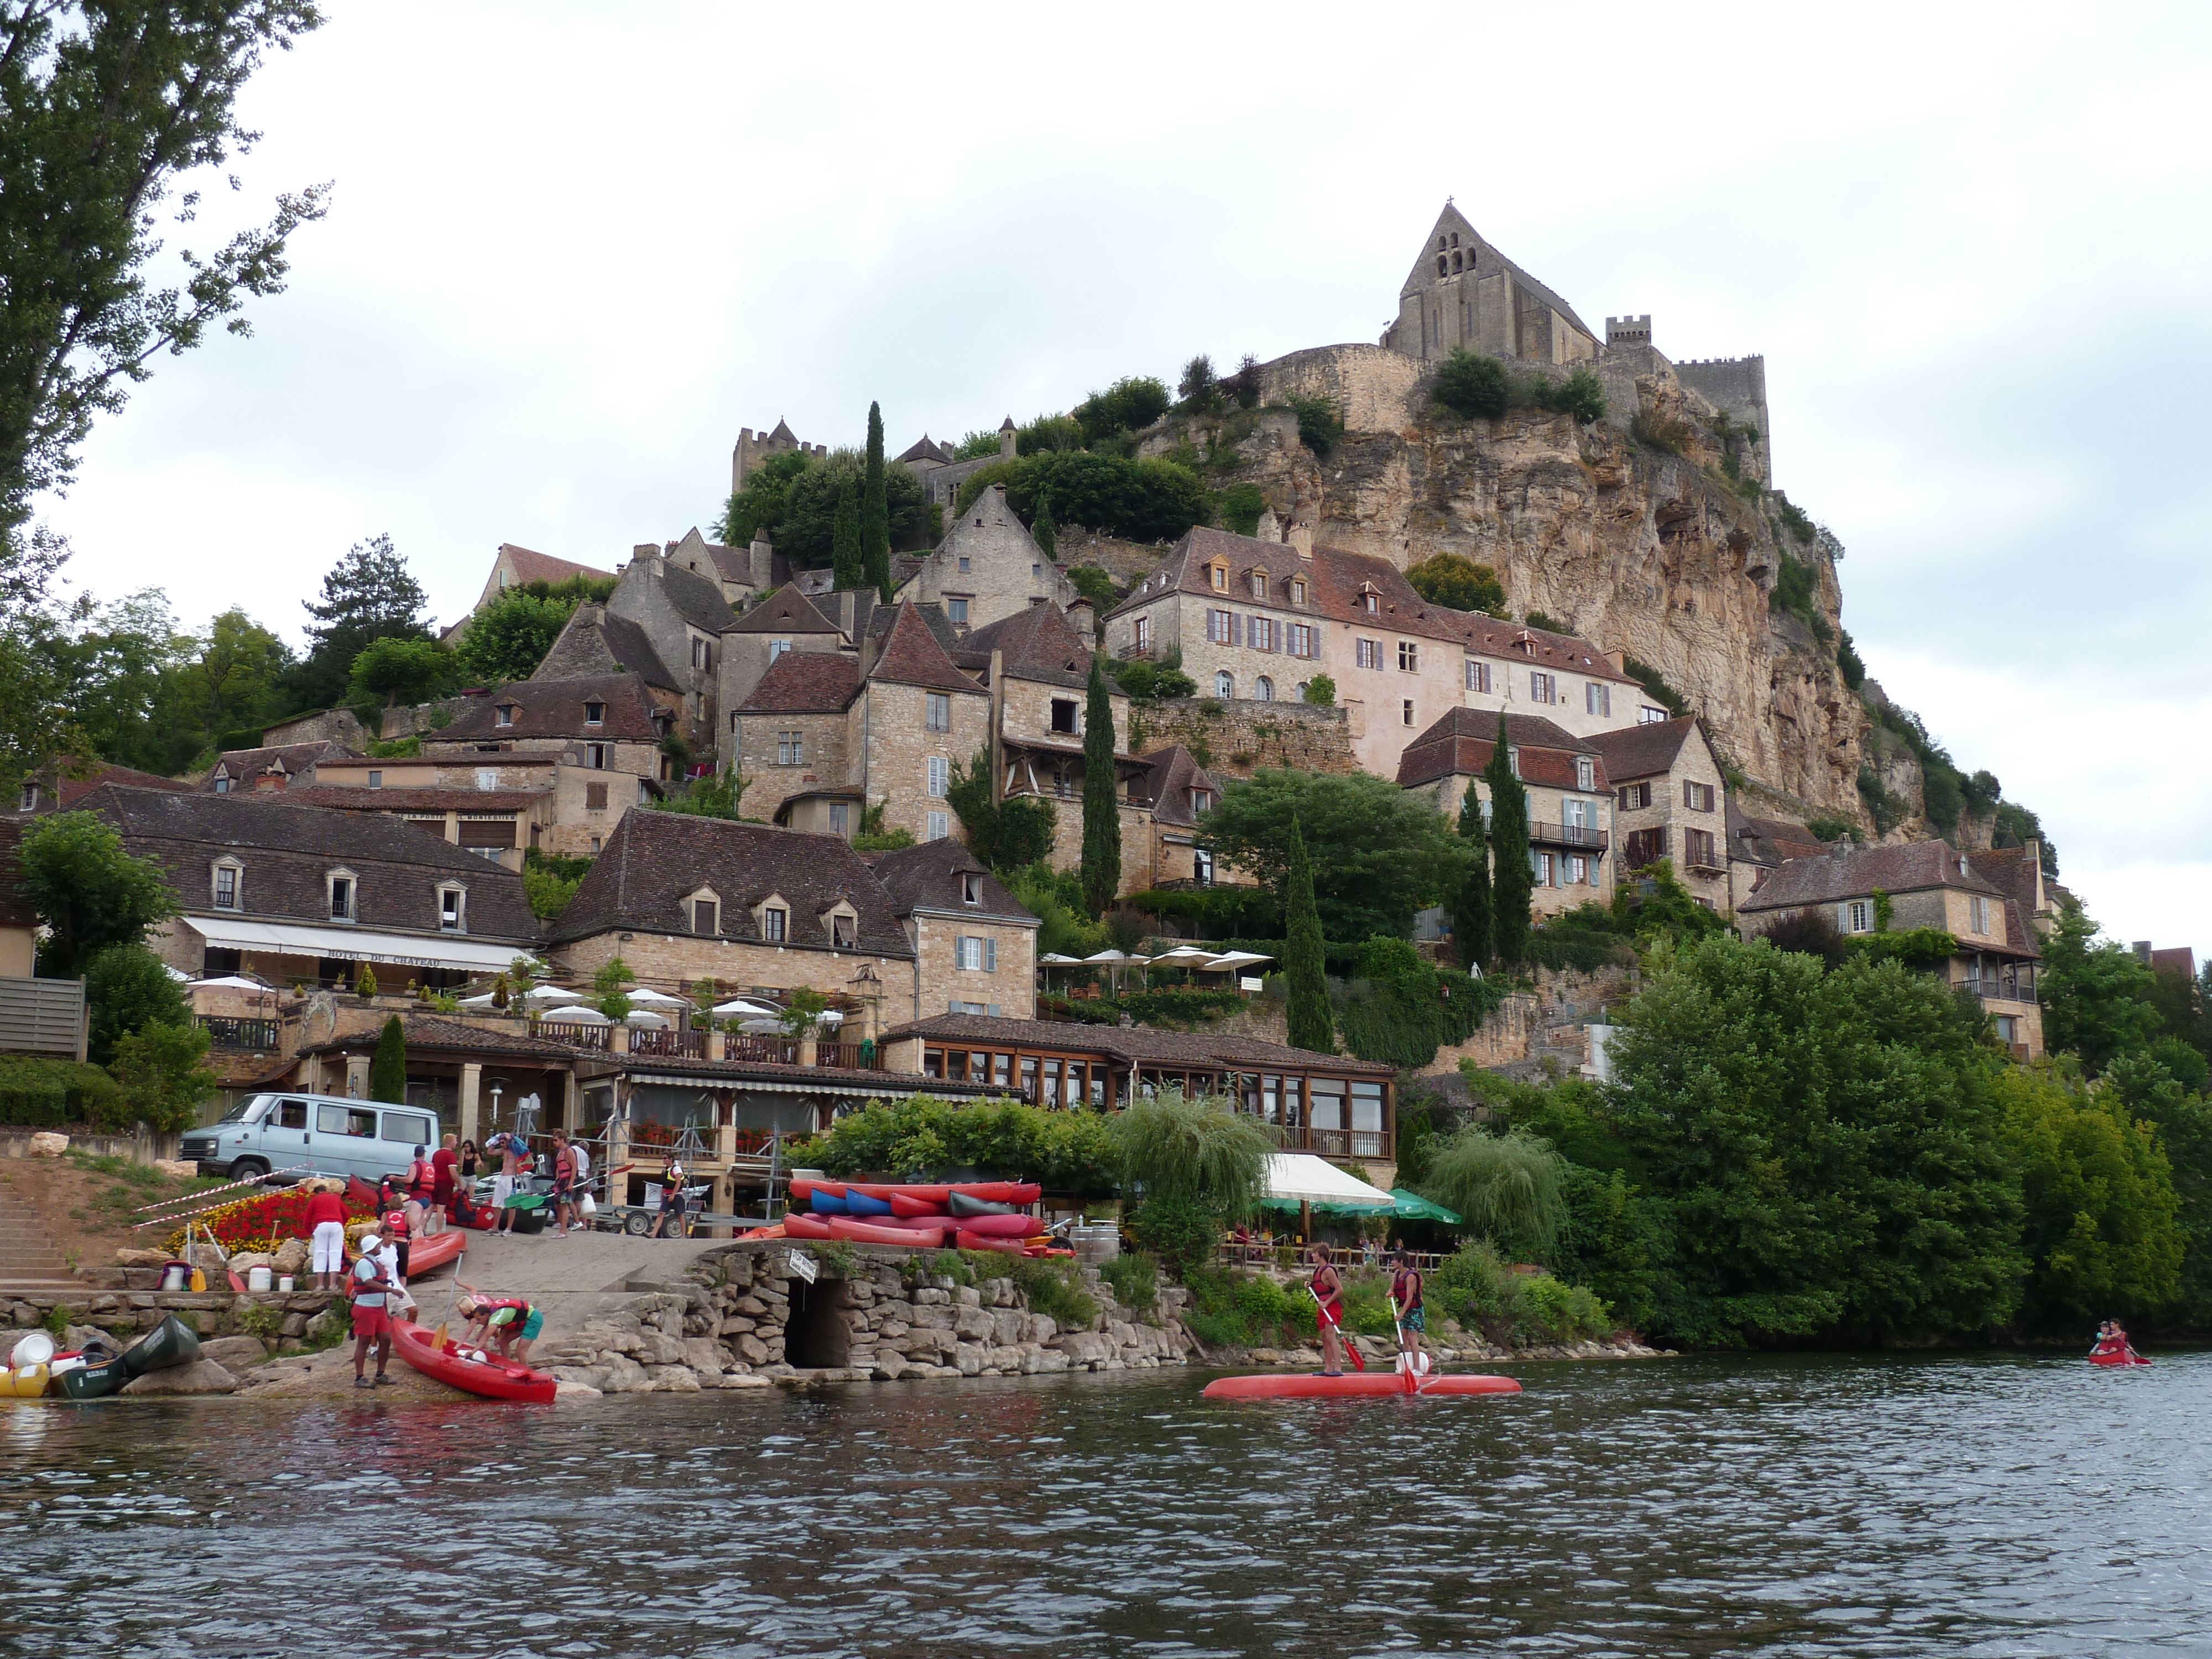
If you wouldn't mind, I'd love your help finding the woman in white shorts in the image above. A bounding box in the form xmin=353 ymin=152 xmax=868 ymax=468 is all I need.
xmin=306 ymin=1177 xmax=349 ymax=1290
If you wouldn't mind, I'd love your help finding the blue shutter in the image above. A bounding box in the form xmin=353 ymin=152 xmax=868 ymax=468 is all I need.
xmin=984 ymin=938 xmax=997 ymax=973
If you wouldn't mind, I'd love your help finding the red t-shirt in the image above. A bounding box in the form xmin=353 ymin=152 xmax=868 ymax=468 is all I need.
xmin=431 ymin=1147 xmax=457 ymax=1194
xmin=304 ymin=1191 xmax=346 ymax=1229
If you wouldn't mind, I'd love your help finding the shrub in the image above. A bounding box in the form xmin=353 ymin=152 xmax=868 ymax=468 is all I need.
xmin=84 ymin=943 xmax=190 ymax=1067
xmin=1432 ymin=349 xmax=1510 ymax=419
xmin=1073 ymin=376 xmax=1172 ymax=444
xmin=1620 ymin=654 xmax=1689 ymax=717
xmin=1178 ymin=1264 xmax=1315 ymax=1348
xmin=1404 ymin=552 xmax=1506 ymax=616
xmin=1836 ymin=628 xmax=1866 ymax=690
xmin=1533 ymin=367 xmax=1606 ymax=422
xmin=1858 ymin=766 xmax=1910 ymax=837
xmin=1129 ymin=1193 xmax=1220 ymax=1281
xmin=1005 ymin=1256 xmax=1098 ymax=1329
xmin=0 ymin=1056 xmax=126 ymax=1127
xmin=953 ymin=451 xmax=1207 ymax=543
xmin=1333 ymin=935 xmax=1507 ymax=1068
xmin=1522 ymin=927 xmax=1637 ymax=973
xmin=1219 ymin=482 xmax=1267 ymax=537
xmin=1287 ymin=395 xmax=1343 ymax=457
xmin=108 ymin=1022 xmax=217 ymax=1134
xmin=1805 ymin=816 xmax=1859 ymax=843
xmin=1099 ymin=1250 xmax=1159 ymax=1313
xmin=1302 ymin=674 xmax=1335 ymax=706
xmin=795 ymin=1095 xmax=1120 ymax=1194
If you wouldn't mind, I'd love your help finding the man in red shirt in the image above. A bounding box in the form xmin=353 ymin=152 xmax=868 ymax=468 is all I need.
xmin=430 ymin=1134 xmax=459 ymax=1237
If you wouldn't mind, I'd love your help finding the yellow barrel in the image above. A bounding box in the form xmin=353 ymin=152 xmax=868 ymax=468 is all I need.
xmin=1 ymin=1364 xmax=51 ymax=1397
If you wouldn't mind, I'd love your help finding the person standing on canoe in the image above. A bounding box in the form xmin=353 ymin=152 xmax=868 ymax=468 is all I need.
xmin=1390 ymin=1249 xmax=1431 ymax=1376
xmin=348 ymin=1231 xmax=397 ymax=1389
xmin=1309 ymin=1245 xmax=1349 ymax=1376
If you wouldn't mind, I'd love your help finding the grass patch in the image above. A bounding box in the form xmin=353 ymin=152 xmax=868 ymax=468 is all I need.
xmin=1099 ymin=1250 xmax=1158 ymax=1314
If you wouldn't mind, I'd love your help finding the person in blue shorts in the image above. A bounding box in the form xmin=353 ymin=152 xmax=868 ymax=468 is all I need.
xmin=1391 ymin=1248 xmax=1431 ymax=1376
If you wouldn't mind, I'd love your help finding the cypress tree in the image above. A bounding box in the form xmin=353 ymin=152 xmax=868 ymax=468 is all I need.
xmin=1079 ymin=655 xmax=1120 ymax=916
xmin=831 ymin=474 xmax=863 ymax=590
xmin=368 ymin=1014 xmax=408 ymax=1104
xmin=1452 ymin=778 xmax=1493 ymax=970
xmin=1283 ymin=816 xmax=1335 ymax=1053
xmin=1031 ymin=495 xmax=1056 ymax=559
xmin=1485 ymin=711 xmax=1533 ymax=965
xmin=862 ymin=401 xmax=891 ymax=599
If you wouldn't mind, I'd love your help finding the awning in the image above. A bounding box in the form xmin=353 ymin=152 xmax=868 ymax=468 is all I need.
xmin=1260 ymin=1152 xmax=1396 ymax=1209
xmin=183 ymin=916 xmax=526 ymax=974
xmin=1387 ymin=1189 xmax=1462 ymax=1224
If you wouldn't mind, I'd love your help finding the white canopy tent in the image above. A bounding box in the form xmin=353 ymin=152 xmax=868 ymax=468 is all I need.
xmin=1261 ymin=1153 xmax=1395 ymax=1207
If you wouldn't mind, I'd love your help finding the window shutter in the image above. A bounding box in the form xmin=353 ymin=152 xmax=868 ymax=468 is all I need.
xmin=987 ymin=1004 xmax=1000 ymax=1018
xmin=984 ymin=938 xmax=997 ymax=973
xmin=948 ymin=998 xmax=961 ymax=1014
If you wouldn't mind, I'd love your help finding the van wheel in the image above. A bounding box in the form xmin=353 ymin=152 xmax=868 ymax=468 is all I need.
xmin=229 ymin=1157 xmax=270 ymax=1182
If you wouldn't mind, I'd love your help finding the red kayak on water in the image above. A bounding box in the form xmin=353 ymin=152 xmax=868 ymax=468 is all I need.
xmin=2089 ymin=1339 xmax=2150 ymax=1367
xmin=390 ymin=1320 xmax=557 ymax=1404
xmin=1203 ymin=1372 xmax=1522 ymax=1400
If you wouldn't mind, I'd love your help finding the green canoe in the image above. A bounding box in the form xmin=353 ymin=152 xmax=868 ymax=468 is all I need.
xmin=120 ymin=1314 xmax=203 ymax=1378
xmin=59 ymin=1357 xmax=130 ymax=1399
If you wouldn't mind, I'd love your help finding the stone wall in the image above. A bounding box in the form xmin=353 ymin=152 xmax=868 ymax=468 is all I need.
xmin=536 ymin=1240 xmax=1194 ymax=1393
xmin=1131 ymin=697 xmax=1356 ymax=783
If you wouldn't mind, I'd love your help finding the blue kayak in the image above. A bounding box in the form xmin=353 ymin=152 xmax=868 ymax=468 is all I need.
xmin=843 ymin=1191 xmax=892 ymax=1217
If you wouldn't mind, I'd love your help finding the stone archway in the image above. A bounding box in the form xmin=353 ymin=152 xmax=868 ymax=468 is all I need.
xmin=784 ymin=1275 xmax=853 ymax=1369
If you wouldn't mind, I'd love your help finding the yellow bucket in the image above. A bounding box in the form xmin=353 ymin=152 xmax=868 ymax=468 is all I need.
xmin=1 ymin=1364 xmax=51 ymax=1397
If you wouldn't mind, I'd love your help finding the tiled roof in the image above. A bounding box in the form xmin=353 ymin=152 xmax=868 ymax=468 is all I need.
xmin=737 ymin=653 xmax=862 ymax=714
xmin=276 ymin=786 xmax=545 ymax=813
xmin=1136 ymin=745 xmax=1218 ymax=828
xmin=1729 ymin=805 xmax=1826 ymax=868
xmin=651 ymin=559 xmax=739 ymax=634
xmin=883 ymin=1013 xmax=1394 ymax=1076
xmin=82 ymin=785 xmax=539 ymax=940
xmin=1585 ymin=717 xmax=1698 ymax=782
xmin=867 ymin=837 xmax=1037 ymax=925
xmin=436 ymin=672 xmax=664 ymax=742
xmin=551 ymin=811 xmax=914 ymax=957
xmin=55 ymin=761 xmax=189 ymax=806
xmin=869 ymin=602 xmax=984 ymax=695
xmin=203 ymin=742 xmax=358 ymax=789
xmin=1738 ymin=839 xmax=2004 ymax=914
xmin=872 ymin=597 xmax=959 ymax=656
xmin=728 ymin=585 xmax=841 ymax=637
xmin=895 ymin=435 xmax=956 ymax=465
xmin=1396 ymin=709 xmax=1601 ymax=791
xmin=0 ymin=820 xmax=37 ymax=929
xmin=613 ymin=1050 xmax=995 ymax=1096
xmin=299 ymin=1015 xmax=582 ymax=1061
xmin=499 ymin=543 xmax=614 ymax=586
xmin=955 ymin=602 xmax=1094 ymax=691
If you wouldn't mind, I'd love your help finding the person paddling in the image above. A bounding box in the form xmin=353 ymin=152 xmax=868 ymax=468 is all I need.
xmin=1390 ymin=1248 xmax=1431 ymax=1378
xmin=1308 ymin=1245 xmax=1349 ymax=1376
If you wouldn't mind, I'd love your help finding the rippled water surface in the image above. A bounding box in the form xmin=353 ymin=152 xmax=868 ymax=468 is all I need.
xmin=1 ymin=1352 xmax=2205 ymax=1657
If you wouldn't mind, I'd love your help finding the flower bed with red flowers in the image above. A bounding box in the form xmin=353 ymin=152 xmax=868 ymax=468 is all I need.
xmin=164 ymin=1183 xmax=380 ymax=1257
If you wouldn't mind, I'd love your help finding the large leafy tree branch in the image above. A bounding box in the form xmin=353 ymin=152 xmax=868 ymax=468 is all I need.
xmin=0 ymin=0 xmax=329 ymax=597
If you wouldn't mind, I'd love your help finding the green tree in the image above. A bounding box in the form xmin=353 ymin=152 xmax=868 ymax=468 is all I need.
xmin=1197 ymin=769 xmax=1467 ymax=942
xmin=108 ymin=1021 xmax=217 ymax=1134
xmin=1113 ymin=1088 xmax=1276 ymax=1217
xmin=1176 ymin=353 xmax=1220 ymax=414
xmin=947 ymin=752 xmax=1054 ymax=872
xmin=17 ymin=811 xmax=179 ymax=978
xmin=953 ymin=451 xmax=1207 ymax=544
xmin=1031 ymin=496 xmax=1057 ymax=558
xmin=775 ymin=451 xmax=928 ymax=570
xmin=594 ymin=956 xmax=635 ymax=1023
xmin=176 ymin=607 xmax=295 ymax=747
xmin=1405 ymin=552 xmax=1508 ymax=617
xmin=2040 ymin=905 xmax=2163 ymax=1073
xmin=0 ymin=0 xmax=329 ymax=602
xmin=2106 ymin=1050 xmax=2212 ymax=1327
xmin=1302 ymin=673 xmax=1335 ymax=706
xmin=82 ymin=943 xmax=189 ymax=1066
xmin=347 ymin=635 xmax=448 ymax=709
xmin=718 ymin=447 xmax=813 ymax=547
xmin=294 ymin=535 xmax=432 ymax=709
xmin=368 ymin=1014 xmax=407 ymax=1104
xmin=1080 ymin=656 xmax=1120 ymax=916
xmin=650 ymin=770 xmax=750 ymax=820
xmin=830 ymin=473 xmax=863 ymax=591
xmin=1483 ymin=714 xmax=1533 ymax=966
xmin=1432 ymin=349 xmax=1511 ymax=419
xmin=1282 ymin=816 xmax=1334 ymax=1053
xmin=452 ymin=588 xmax=577 ymax=685
xmin=1420 ymin=1126 xmax=1568 ymax=1260
xmin=1451 ymin=779 xmax=1492 ymax=970
xmin=862 ymin=401 xmax=891 ymax=598
xmin=1218 ymin=482 xmax=1265 ymax=537
xmin=1072 ymin=375 xmax=1171 ymax=444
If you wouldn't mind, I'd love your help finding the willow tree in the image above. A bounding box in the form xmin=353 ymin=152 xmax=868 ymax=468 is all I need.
xmin=1420 ymin=1126 xmax=1567 ymax=1261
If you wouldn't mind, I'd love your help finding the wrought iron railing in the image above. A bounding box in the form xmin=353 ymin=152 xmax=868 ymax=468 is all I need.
xmin=195 ymin=1015 xmax=278 ymax=1050
xmin=1527 ymin=820 xmax=1609 ymax=851
xmin=725 ymin=1035 xmax=800 ymax=1066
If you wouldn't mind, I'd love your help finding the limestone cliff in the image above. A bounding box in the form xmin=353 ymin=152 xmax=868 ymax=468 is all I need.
xmin=1139 ymin=344 xmax=1870 ymax=823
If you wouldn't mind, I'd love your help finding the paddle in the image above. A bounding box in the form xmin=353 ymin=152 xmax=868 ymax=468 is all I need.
xmin=1307 ymin=1283 xmax=1364 ymax=1373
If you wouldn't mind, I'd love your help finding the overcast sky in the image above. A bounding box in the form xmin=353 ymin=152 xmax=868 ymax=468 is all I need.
xmin=37 ymin=2 xmax=2212 ymax=954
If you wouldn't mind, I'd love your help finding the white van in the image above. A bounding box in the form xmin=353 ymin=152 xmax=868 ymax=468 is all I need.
xmin=180 ymin=1092 xmax=441 ymax=1185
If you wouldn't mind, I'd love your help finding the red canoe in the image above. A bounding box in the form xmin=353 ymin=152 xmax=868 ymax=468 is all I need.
xmin=398 ymin=1231 xmax=465 ymax=1277
xmin=390 ymin=1320 xmax=557 ymax=1404
xmin=829 ymin=1217 xmax=946 ymax=1249
xmin=954 ymin=1229 xmax=1029 ymax=1255
xmin=955 ymin=1213 xmax=1045 ymax=1239
xmin=1203 ymin=1372 xmax=1523 ymax=1400
xmin=873 ymin=1214 xmax=957 ymax=1234
xmin=888 ymin=1192 xmax=950 ymax=1218
xmin=2089 ymin=1344 xmax=2151 ymax=1367
xmin=781 ymin=1213 xmax=834 ymax=1239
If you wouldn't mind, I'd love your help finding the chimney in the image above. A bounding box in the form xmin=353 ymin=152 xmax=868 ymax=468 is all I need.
xmin=750 ymin=530 xmax=774 ymax=593
xmin=998 ymin=416 xmax=1017 ymax=460
xmin=1288 ymin=520 xmax=1314 ymax=560
xmin=1066 ymin=594 xmax=1095 ymax=640
xmin=1254 ymin=508 xmax=1281 ymax=544
xmin=632 ymin=542 xmax=662 ymax=581
xmin=1603 ymin=649 xmax=1626 ymax=674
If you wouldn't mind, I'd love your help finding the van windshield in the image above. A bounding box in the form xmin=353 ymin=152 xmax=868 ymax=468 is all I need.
xmin=217 ymin=1095 xmax=272 ymax=1125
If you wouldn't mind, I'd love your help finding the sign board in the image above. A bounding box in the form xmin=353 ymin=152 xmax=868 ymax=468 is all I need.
xmin=787 ymin=1248 xmax=819 ymax=1284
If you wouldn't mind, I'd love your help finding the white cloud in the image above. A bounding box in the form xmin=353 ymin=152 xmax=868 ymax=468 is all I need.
xmin=35 ymin=0 xmax=2212 ymax=956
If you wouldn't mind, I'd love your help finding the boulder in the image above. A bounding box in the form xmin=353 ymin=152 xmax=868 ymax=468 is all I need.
xmin=554 ymin=1379 xmax=603 ymax=1400
xmin=114 ymin=1248 xmax=169 ymax=1269
xmin=598 ymin=1353 xmax=652 ymax=1393
xmin=711 ymin=1371 xmax=773 ymax=1389
xmin=680 ymin=1337 xmax=728 ymax=1376
xmin=152 ymin=1159 xmax=198 ymax=1183
xmin=734 ymin=1333 xmax=770 ymax=1366
xmin=227 ymin=1253 xmax=273 ymax=1279
xmin=270 ymin=1238 xmax=310 ymax=1277
xmin=28 ymin=1132 xmax=67 ymax=1158
xmin=198 ymin=1335 xmax=269 ymax=1370
xmin=121 ymin=1359 xmax=237 ymax=1396
xmin=649 ymin=1365 xmax=702 ymax=1392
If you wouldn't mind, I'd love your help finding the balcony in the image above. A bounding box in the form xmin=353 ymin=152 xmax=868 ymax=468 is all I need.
xmin=196 ymin=1015 xmax=278 ymax=1051
xmin=1527 ymin=820 xmax=1609 ymax=852
xmin=1961 ymin=977 xmax=2036 ymax=1005
xmin=628 ymin=1027 xmax=706 ymax=1060
xmin=538 ymin=1020 xmax=610 ymax=1050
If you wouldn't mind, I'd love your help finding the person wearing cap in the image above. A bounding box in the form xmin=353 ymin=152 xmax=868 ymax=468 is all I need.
xmin=369 ymin=1223 xmax=417 ymax=1317
xmin=349 ymin=1231 xmax=397 ymax=1387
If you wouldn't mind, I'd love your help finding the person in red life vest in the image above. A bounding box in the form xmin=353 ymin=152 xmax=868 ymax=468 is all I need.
xmin=1309 ymin=1244 xmax=1348 ymax=1376
xmin=348 ymin=1230 xmax=397 ymax=1388
xmin=1391 ymin=1248 xmax=1432 ymax=1377
xmin=304 ymin=1178 xmax=348 ymax=1292
xmin=429 ymin=1133 xmax=458 ymax=1237
xmin=402 ymin=1145 xmax=436 ymax=1239
xmin=549 ymin=1131 xmax=580 ymax=1238
xmin=458 ymin=1294 xmax=542 ymax=1363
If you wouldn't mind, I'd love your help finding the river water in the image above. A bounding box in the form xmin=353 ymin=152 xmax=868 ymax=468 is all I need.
xmin=0 ymin=1351 xmax=2203 ymax=1657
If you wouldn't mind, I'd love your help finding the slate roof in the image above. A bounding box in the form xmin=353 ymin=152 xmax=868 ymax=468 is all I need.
xmin=499 ymin=543 xmax=614 ymax=586
xmin=895 ymin=434 xmax=956 ymax=465
xmin=82 ymin=785 xmax=538 ymax=940
xmin=436 ymin=672 xmax=665 ymax=743
xmin=883 ymin=1014 xmax=1395 ymax=1076
xmin=867 ymin=838 xmax=1037 ymax=926
xmin=1136 ymin=745 xmax=1219 ymax=828
xmin=1728 ymin=804 xmax=1826 ymax=868
xmin=728 ymin=584 xmax=842 ymax=637
xmin=19 ymin=759 xmax=191 ymax=811
xmin=869 ymin=603 xmax=985 ymax=695
xmin=1396 ymin=709 xmax=1601 ymax=791
xmin=650 ymin=559 xmax=739 ymax=634
xmin=535 ymin=604 xmax=677 ymax=687
xmin=276 ymin=786 xmax=545 ymax=813
xmin=551 ymin=812 xmax=914 ymax=957
xmin=297 ymin=1015 xmax=583 ymax=1061
xmin=737 ymin=653 xmax=862 ymax=714
xmin=1585 ymin=717 xmax=1701 ymax=782
xmin=954 ymin=602 xmax=1094 ymax=691
xmin=202 ymin=742 xmax=359 ymax=790
xmin=1738 ymin=839 xmax=2004 ymax=914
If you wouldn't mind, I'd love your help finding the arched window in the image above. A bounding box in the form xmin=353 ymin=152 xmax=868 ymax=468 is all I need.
xmin=1436 ymin=255 xmax=1447 ymax=277
xmin=1451 ymin=232 xmax=1460 ymax=248
xmin=1256 ymin=676 xmax=1274 ymax=702
xmin=1295 ymin=681 xmax=1310 ymax=701
xmin=1451 ymin=251 xmax=1462 ymax=273
xmin=1215 ymin=671 xmax=1234 ymax=700
xmin=1438 ymin=236 xmax=1447 ymax=252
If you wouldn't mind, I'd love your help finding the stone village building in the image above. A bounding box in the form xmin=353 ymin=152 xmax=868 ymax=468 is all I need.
xmin=200 ymin=740 xmax=358 ymax=796
xmin=1736 ymin=839 xmax=2046 ymax=1058
xmin=1586 ymin=716 xmax=1734 ymax=910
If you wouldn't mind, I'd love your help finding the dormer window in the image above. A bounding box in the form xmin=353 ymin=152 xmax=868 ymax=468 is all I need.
xmin=762 ymin=906 xmax=787 ymax=942
xmin=495 ymin=703 xmax=518 ymax=727
xmin=1575 ymin=757 xmax=1595 ymax=792
xmin=438 ymin=884 xmax=467 ymax=934
xmin=962 ymin=874 xmax=982 ymax=906
xmin=1362 ymin=592 xmax=1378 ymax=614
xmin=1209 ymin=563 xmax=1228 ymax=592
xmin=822 ymin=899 xmax=860 ymax=948
xmin=1192 ymin=788 xmax=1213 ymax=815
xmin=1249 ymin=571 xmax=1266 ymax=598
xmin=212 ymin=860 xmax=242 ymax=911
xmin=584 ymin=701 xmax=604 ymax=726
xmin=1291 ymin=579 xmax=1306 ymax=605
xmin=212 ymin=773 xmax=232 ymax=794
xmin=17 ymin=782 xmax=38 ymax=812
xmin=327 ymin=870 xmax=357 ymax=922
xmin=691 ymin=894 xmax=720 ymax=935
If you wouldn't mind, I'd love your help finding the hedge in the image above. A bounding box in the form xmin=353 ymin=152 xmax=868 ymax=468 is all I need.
xmin=0 ymin=1057 xmax=129 ymax=1129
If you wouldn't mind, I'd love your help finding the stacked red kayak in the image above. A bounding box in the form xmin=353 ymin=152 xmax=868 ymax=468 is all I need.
xmin=753 ymin=1180 xmax=1070 ymax=1256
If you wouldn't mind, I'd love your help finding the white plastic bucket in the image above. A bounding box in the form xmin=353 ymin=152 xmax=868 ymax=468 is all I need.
xmin=160 ymin=1263 xmax=190 ymax=1291
xmin=247 ymin=1265 xmax=273 ymax=1293
xmin=9 ymin=1332 xmax=55 ymax=1367
xmin=277 ymin=1276 xmax=295 ymax=1293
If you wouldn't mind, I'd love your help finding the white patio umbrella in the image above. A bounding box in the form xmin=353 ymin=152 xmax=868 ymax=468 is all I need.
xmin=1205 ymin=950 xmax=1274 ymax=968
xmin=189 ymin=975 xmax=268 ymax=990
xmin=1039 ymin=953 xmax=1084 ymax=966
xmin=456 ymin=992 xmax=500 ymax=1008
xmin=1084 ymin=947 xmax=1136 ymax=992
xmin=541 ymin=1005 xmax=609 ymax=1025
xmin=625 ymin=1009 xmax=672 ymax=1029
xmin=712 ymin=997 xmax=778 ymax=1018
xmin=520 ymin=983 xmax=580 ymax=1004
xmin=1149 ymin=945 xmax=1220 ymax=966
xmin=624 ymin=987 xmax=688 ymax=1006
